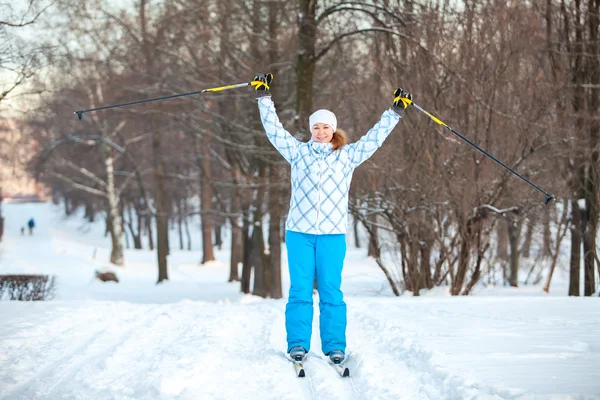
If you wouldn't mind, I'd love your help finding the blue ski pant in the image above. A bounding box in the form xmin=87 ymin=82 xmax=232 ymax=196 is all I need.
xmin=285 ymin=230 xmax=347 ymax=355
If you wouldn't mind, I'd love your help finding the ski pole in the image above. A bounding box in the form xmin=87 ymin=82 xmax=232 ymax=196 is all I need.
xmin=74 ymin=79 xmax=264 ymax=120
xmin=400 ymin=97 xmax=554 ymax=205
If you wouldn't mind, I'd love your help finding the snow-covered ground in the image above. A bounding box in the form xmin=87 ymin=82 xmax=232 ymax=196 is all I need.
xmin=0 ymin=202 xmax=598 ymax=400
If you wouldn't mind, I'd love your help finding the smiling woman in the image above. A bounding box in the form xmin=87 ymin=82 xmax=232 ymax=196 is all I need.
xmin=252 ymin=73 xmax=412 ymax=367
xmin=309 ymin=110 xmax=348 ymax=151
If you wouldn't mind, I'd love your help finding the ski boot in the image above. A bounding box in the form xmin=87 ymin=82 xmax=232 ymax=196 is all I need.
xmin=328 ymin=350 xmax=345 ymax=364
xmin=289 ymin=346 xmax=306 ymax=361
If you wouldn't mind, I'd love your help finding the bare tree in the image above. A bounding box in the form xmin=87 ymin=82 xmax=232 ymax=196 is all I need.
xmin=18 ymin=0 xmax=598 ymax=298
xmin=0 ymin=1 xmax=54 ymax=105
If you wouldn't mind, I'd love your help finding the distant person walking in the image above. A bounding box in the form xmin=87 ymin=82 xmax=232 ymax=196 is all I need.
xmin=27 ymin=218 xmax=35 ymax=235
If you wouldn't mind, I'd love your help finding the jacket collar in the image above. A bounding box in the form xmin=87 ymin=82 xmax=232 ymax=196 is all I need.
xmin=308 ymin=139 xmax=333 ymax=156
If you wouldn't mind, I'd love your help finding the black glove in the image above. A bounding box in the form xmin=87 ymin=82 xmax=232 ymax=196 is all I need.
xmin=391 ymin=88 xmax=412 ymax=115
xmin=254 ymin=73 xmax=273 ymax=99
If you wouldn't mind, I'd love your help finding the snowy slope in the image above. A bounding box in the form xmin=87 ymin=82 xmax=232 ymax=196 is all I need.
xmin=0 ymin=203 xmax=599 ymax=400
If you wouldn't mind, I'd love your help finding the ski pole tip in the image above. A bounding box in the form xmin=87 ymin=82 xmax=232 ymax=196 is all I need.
xmin=74 ymin=111 xmax=84 ymax=120
xmin=545 ymin=195 xmax=554 ymax=205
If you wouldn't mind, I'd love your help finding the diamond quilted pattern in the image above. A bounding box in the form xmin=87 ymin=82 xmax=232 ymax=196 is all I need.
xmin=258 ymin=97 xmax=401 ymax=234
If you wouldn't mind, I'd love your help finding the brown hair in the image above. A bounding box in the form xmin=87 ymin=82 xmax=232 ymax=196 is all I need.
xmin=331 ymin=129 xmax=348 ymax=151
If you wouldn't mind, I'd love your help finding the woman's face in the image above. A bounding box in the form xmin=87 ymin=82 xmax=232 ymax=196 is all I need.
xmin=312 ymin=123 xmax=334 ymax=143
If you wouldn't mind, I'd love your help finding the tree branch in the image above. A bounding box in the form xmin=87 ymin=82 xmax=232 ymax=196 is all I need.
xmin=48 ymin=172 xmax=107 ymax=198
xmin=317 ymin=1 xmax=406 ymax=26
xmin=0 ymin=1 xmax=56 ymax=27
xmin=0 ymin=74 xmax=26 ymax=103
xmin=316 ymin=27 xmax=409 ymax=61
xmin=55 ymin=156 xmax=107 ymax=188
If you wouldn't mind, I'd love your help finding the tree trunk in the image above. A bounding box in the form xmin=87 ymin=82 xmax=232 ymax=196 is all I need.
xmin=264 ymin=0 xmax=283 ymax=300
xmin=453 ymin=235 xmax=470 ymax=295
xmin=543 ymin=200 xmax=569 ymax=293
xmin=353 ymin=213 xmax=360 ymax=248
xmin=121 ymin=204 xmax=129 ymax=249
xmin=408 ymin=239 xmax=420 ymax=296
xmin=146 ymin=214 xmax=154 ymax=251
xmin=212 ymin=195 xmax=223 ymax=251
xmin=562 ymin=0 xmax=586 ymax=296
xmin=198 ymin=140 xmax=215 ymax=264
xmin=153 ymin=130 xmax=169 ymax=283
xmin=496 ymin=219 xmax=508 ymax=261
xmin=367 ymin=214 xmax=380 ymax=258
xmin=241 ymin=210 xmax=252 ymax=294
xmin=177 ymin=198 xmax=184 ymax=251
xmin=214 ymin=223 xmax=222 ymax=250
xmin=268 ymin=217 xmax=283 ymax=299
xmin=582 ymin=216 xmax=596 ymax=296
xmin=215 ymin=1 xmax=239 ymax=276
xmin=104 ymin=145 xmax=124 ymax=266
xmin=296 ymin=0 xmax=317 ymax=134
xmin=268 ymin=169 xmax=283 ymax=299
xmin=543 ymin=206 xmax=553 ymax=257
xmin=367 ymin=175 xmax=379 ymax=257
xmin=251 ymin=221 xmax=268 ymax=298
xmin=399 ymin=233 xmax=408 ymax=285
xmin=583 ymin=0 xmax=599 ymax=296
xmin=84 ymin=202 xmax=96 ymax=222
xmin=569 ymin=199 xmax=582 ymax=296
xmin=140 ymin=0 xmax=168 ymax=282
xmin=251 ymin=162 xmax=268 ymax=298
xmin=64 ymin=195 xmax=72 ymax=215
xmin=183 ymin=201 xmax=192 ymax=251
xmin=463 ymin=242 xmax=488 ymax=296
xmin=419 ymin=243 xmax=433 ymax=290
xmin=229 ymin=214 xmax=241 ymax=282
xmin=374 ymin=256 xmax=401 ymax=296
xmin=229 ymin=168 xmax=243 ymax=282
xmin=125 ymin=204 xmax=142 ymax=249
xmin=508 ymin=218 xmax=520 ymax=287
xmin=521 ymin=219 xmax=534 ymax=258
xmin=543 ymin=249 xmax=561 ymax=294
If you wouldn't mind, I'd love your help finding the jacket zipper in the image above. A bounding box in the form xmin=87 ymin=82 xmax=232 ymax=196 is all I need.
xmin=315 ymin=159 xmax=323 ymax=234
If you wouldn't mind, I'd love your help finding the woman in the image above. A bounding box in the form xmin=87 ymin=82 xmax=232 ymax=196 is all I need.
xmin=254 ymin=73 xmax=411 ymax=364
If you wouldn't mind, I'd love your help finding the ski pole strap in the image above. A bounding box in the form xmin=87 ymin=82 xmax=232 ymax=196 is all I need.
xmin=251 ymin=80 xmax=270 ymax=91
xmin=393 ymin=95 xmax=413 ymax=110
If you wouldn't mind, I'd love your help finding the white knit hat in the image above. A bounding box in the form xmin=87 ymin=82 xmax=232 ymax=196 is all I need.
xmin=309 ymin=109 xmax=337 ymax=132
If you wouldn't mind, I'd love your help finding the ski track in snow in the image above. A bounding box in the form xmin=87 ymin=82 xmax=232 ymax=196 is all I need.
xmin=2 ymin=300 xmax=598 ymax=400
xmin=349 ymin=303 xmax=508 ymax=400
xmin=2 ymin=203 xmax=600 ymax=400
xmin=1 ymin=302 xmax=296 ymax=400
xmin=347 ymin=302 xmax=600 ymax=400
xmin=0 ymin=304 xmax=163 ymax=399
xmin=265 ymin=301 xmax=361 ymax=400
xmin=1 ymin=301 xmax=374 ymax=400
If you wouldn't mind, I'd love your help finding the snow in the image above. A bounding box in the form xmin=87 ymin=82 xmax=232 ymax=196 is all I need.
xmin=1 ymin=202 xmax=599 ymax=400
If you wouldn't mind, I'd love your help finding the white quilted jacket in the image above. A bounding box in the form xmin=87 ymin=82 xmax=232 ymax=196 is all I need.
xmin=258 ymin=97 xmax=401 ymax=235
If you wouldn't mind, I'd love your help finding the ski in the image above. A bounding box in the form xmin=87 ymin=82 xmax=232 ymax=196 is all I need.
xmin=292 ymin=359 xmax=305 ymax=377
xmin=328 ymin=361 xmax=350 ymax=377
xmin=284 ymin=352 xmax=350 ymax=378
xmin=281 ymin=350 xmax=306 ymax=378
